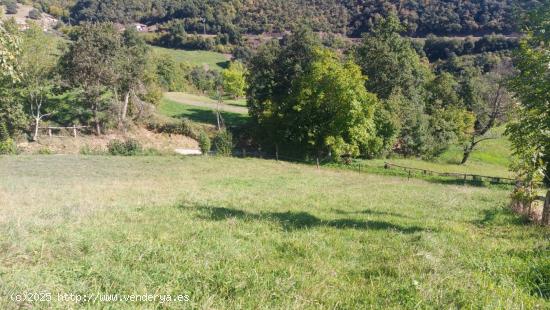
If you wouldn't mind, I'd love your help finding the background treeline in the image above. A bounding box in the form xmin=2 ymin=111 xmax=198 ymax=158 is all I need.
xmin=422 ymin=34 xmax=520 ymax=61
xmin=30 ymin=0 xmax=543 ymax=37
xmin=0 ymin=18 xmax=244 ymax=149
xmin=244 ymin=16 xmax=513 ymax=161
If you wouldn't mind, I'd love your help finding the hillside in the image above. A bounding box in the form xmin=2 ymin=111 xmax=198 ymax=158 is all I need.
xmin=1 ymin=155 xmax=548 ymax=308
xmin=36 ymin=0 xmax=543 ymax=37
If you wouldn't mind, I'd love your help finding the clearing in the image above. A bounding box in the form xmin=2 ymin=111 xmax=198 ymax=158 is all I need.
xmin=152 ymin=46 xmax=230 ymax=71
xmin=0 ymin=155 xmax=548 ymax=309
xmin=164 ymin=92 xmax=248 ymax=115
xmin=159 ymin=93 xmax=249 ymax=127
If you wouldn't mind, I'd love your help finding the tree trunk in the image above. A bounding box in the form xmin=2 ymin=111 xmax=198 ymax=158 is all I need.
xmin=119 ymin=91 xmax=130 ymax=129
xmin=93 ymin=106 xmax=101 ymax=135
xmin=461 ymin=147 xmax=472 ymax=165
xmin=122 ymin=91 xmax=130 ymax=121
xmin=542 ymin=191 xmax=550 ymax=226
xmin=32 ymin=116 xmax=40 ymax=142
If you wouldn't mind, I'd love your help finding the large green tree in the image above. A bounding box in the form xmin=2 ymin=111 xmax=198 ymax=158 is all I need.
xmin=222 ymin=61 xmax=247 ymax=99
xmin=0 ymin=19 xmax=26 ymax=137
xmin=60 ymin=22 xmax=122 ymax=134
xmin=19 ymin=23 xmax=62 ymax=141
xmin=115 ymin=27 xmax=150 ymax=128
xmin=247 ymin=29 xmax=378 ymax=158
xmin=355 ymin=14 xmax=433 ymax=156
xmin=505 ymin=2 xmax=550 ymax=226
xmin=507 ymin=2 xmax=550 ymax=194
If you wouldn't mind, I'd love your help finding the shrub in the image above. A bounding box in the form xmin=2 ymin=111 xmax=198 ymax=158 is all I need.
xmin=79 ymin=145 xmax=104 ymax=155
xmin=37 ymin=147 xmax=52 ymax=155
xmin=212 ymin=130 xmax=233 ymax=156
xmin=146 ymin=118 xmax=199 ymax=140
xmin=107 ymin=138 xmax=143 ymax=156
xmin=0 ymin=122 xmax=9 ymax=141
xmin=198 ymin=131 xmax=211 ymax=155
xmin=5 ymin=1 xmax=17 ymax=15
xmin=0 ymin=138 xmax=17 ymax=155
xmin=28 ymin=8 xmax=41 ymax=20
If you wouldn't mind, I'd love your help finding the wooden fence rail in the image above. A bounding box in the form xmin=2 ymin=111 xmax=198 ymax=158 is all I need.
xmin=383 ymin=162 xmax=518 ymax=185
xmin=38 ymin=125 xmax=91 ymax=138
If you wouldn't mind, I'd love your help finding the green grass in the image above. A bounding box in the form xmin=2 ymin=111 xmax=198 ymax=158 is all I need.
xmin=152 ymin=46 xmax=230 ymax=71
xmin=438 ymin=127 xmax=512 ymax=168
xmin=349 ymin=127 xmax=513 ymax=182
xmin=0 ymin=155 xmax=548 ymax=309
xmin=158 ymin=97 xmax=249 ymax=127
xmin=224 ymin=97 xmax=247 ymax=107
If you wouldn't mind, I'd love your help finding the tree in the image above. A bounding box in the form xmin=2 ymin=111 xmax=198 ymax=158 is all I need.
xmin=19 ymin=23 xmax=60 ymax=141
xmin=424 ymin=72 xmax=475 ymax=158
xmin=459 ymin=62 xmax=513 ymax=164
xmin=222 ymin=61 xmax=246 ymax=99
xmin=0 ymin=19 xmax=20 ymax=83
xmin=5 ymin=1 xmax=17 ymax=15
xmin=247 ymin=29 xmax=378 ymax=158
xmin=295 ymin=49 xmax=378 ymax=158
xmin=355 ymin=14 xmax=433 ymax=156
xmin=28 ymin=9 xmax=42 ymax=20
xmin=115 ymin=27 xmax=150 ymax=128
xmin=0 ymin=19 xmax=26 ymax=137
xmin=60 ymin=22 xmax=121 ymax=135
xmin=506 ymin=3 xmax=549 ymax=223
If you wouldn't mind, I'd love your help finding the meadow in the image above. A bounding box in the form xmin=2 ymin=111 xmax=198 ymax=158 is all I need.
xmin=0 ymin=155 xmax=548 ymax=309
xmin=152 ymin=46 xmax=230 ymax=71
xmin=158 ymin=95 xmax=249 ymax=127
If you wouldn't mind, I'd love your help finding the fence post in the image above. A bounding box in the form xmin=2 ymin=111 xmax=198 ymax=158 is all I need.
xmin=275 ymin=144 xmax=279 ymax=162
xmin=48 ymin=128 xmax=52 ymax=137
xmin=316 ymin=157 xmax=320 ymax=170
xmin=408 ymin=170 xmax=411 ymax=180
xmin=72 ymin=126 xmax=77 ymax=138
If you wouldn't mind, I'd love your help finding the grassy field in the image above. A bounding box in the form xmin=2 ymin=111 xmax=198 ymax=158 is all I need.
xmin=158 ymin=95 xmax=249 ymax=127
xmin=0 ymin=155 xmax=548 ymax=309
xmin=152 ymin=46 xmax=230 ymax=71
xmin=338 ymin=127 xmax=514 ymax=182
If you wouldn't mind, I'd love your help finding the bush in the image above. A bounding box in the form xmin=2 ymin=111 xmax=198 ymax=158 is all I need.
xmin=5 ymin=1 xmax=17 ymax=15
xmin=0 ymin=138 xmax=17 ymax=155
xmin=79 ymin=145 xmax=104 ymax=155
xmin=146 ymin=118 xmax=199 ymax=140
xmin=198 ymin=131 xmax=211 ymax=155
xmin=28 ymin=8 xmax=42 ymax=20
xmin=107 ymin=138 xmax=143 ymax=156
xmin=37 ymin=147 xmax=52 ymax=155
xmin=212 ymin=130 xmax=233 ymax=156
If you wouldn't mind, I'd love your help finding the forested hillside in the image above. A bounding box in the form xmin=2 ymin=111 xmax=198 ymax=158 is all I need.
xmin=30 ymin=0 xmax=543 ymax=37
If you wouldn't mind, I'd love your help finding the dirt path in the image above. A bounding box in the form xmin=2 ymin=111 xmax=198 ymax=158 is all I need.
xmin=164 ymin=92 xmax=248 ymax=114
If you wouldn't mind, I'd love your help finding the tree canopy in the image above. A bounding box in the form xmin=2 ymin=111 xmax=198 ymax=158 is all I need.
xmin=247 ymin=29 xmax=378 ymax=159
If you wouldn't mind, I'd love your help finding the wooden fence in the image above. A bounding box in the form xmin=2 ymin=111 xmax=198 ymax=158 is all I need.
xmin=383 ymin=162 xmax=518 ymax=185
xmin=39 ymin=125 xmax=91 ymax=138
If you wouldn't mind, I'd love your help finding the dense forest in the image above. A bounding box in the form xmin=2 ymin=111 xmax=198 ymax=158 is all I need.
xmin=30 ymin=0 xmax=543 ymax=37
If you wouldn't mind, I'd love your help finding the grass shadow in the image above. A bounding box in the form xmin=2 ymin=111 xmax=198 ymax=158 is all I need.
xmin=183 ymin=204 xmax=425 ymax=233
xmin=173 ymin=108 xmax=248 ymax=126
xmin=216 ymin=61 xmax=230 ymax=69
xmin=473 ymin=207 xmax=530 ymax=227
xmin=332 ymin=208 xmax=412 ymax=219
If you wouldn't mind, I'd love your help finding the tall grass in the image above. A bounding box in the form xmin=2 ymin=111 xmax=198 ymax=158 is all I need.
xmin=0 ymin=156 xmax=548 ymax=308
